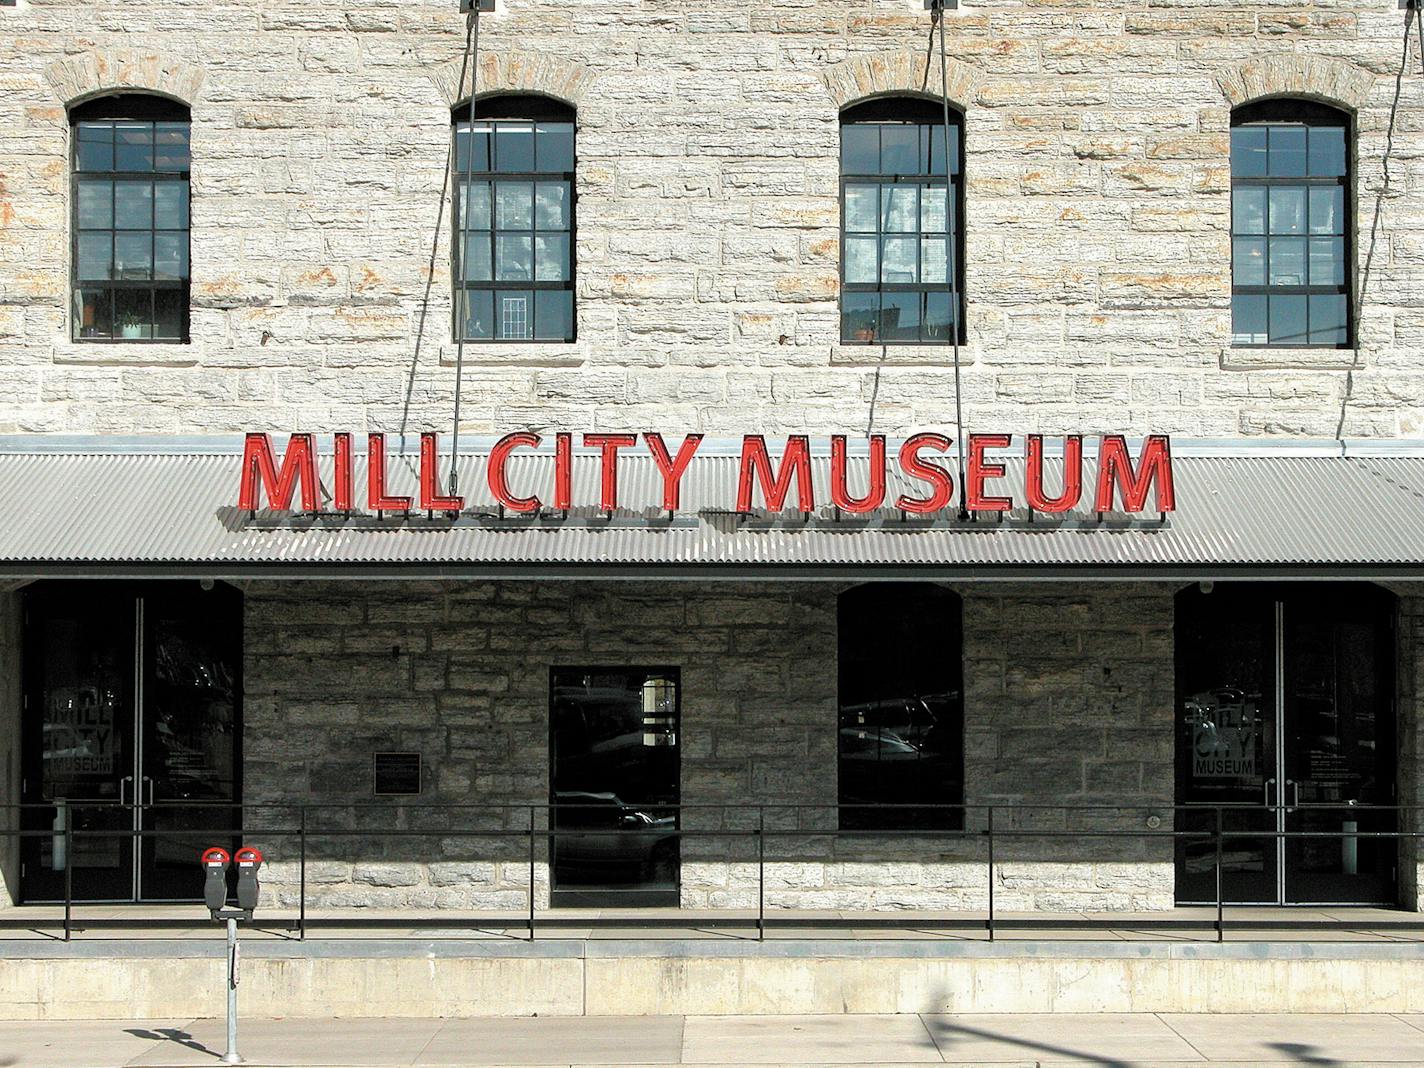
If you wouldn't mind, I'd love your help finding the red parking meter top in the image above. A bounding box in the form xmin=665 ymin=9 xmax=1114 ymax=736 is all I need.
xmin=235 ymin=846 xmax=263 ymax=865
xmin=201 ymin=847 xmax=231 ymax=866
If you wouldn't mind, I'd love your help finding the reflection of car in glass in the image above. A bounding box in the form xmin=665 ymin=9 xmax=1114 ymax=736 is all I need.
xmin=552 ymin=790 xmax=678 ymax=884
xmin=838 ymin=693 xmax=962 ymax=828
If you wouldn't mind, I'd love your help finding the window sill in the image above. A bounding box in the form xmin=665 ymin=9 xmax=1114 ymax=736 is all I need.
xmin=438 ymin=340 xmax=585 ymax=368
xmin=830 ymin=342 xmax=978 ymax=367
xmin=52 ymin=336 xmax=200 ymax=366
xmin=1219 ymin=345 xmax=1360 ymax=371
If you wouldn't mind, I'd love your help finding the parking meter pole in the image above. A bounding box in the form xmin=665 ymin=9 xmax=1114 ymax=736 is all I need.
xmin=223 ymin=916 xmax=241 ymax=1064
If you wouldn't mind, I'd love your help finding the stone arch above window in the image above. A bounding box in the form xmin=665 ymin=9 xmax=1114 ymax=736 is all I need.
xmin=44 ymin=48 xmax=205 ymax=108
xmin=428 ymin=50 xmax=595 ymax=110
xmin=1215 ymin=54 xmax=1373 ymax=113
xmin=821 ymin=50 xmax=981 ymax=111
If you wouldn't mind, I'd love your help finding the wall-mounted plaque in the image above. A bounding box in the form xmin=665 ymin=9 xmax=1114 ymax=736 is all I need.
xmin=373 ymin=752 xmax=422 ymax=796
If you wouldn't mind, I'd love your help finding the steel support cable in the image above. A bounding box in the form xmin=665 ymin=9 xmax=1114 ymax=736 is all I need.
xmin=450 ymin=6 xmax=481 ymax=498
xmin=934 ymin=0 xmax=968 ymax=518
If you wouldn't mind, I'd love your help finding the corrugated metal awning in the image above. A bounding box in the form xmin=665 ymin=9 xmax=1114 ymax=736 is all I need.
xmin=3 ymin=436 xmax=1423 ymax=581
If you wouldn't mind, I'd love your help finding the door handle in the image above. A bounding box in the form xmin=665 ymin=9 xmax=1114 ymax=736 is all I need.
xmin=142 ymin=777 xmax=155 ymax=807
xmin=1286 ymin=780 xmax=1300 ymax=809
xmin=1263 ymin=777 xmax=1276 ymax=807
xmin=119 ymin=775 xmax=133 ymax=807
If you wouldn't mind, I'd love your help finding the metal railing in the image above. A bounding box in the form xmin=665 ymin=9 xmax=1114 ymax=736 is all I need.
xmin=0 ymin=801 xmax=1420 ymax=942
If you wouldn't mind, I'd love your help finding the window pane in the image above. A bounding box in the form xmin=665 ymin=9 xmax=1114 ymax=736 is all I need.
xmin=1267 ymin=237 xmax=1306 ymax=286
xmin=1308 ymin=126 xmax=1347 ymax=178
xmin=1308 ymin=186 xmax=1343 ymax=235
xmin=463 ymin=232 xmax=492 ymax=281
xmin=459 ymin=289 xmax=494 ymax=340
xmin=841 ymin=125 xmax=878 ymax=174
xmin=77 ymin=233 xmax=111 ymax=281
xmin=114 ymin=289 xmax=154 ymax=339
xmin=153 ymin=232 xmax=188 ymax=280
xmin=920 ymin=185 xmax=949 ymax=233
xmin=494 ymin=122 xmax=536 ymax=172
xmin=76 ymin=123 xmax=113 ymax=172
xmin=880 ymin=125 xmax=919 ymax=174
xmin=881 ymin=185 xmax=917 ymax=233
xmin=535 ymin=182 xmax=569 ymax=229
xmin=74 ymin=288 xmax=113 ymax=340
xmin=496 ymin=290 xmax=533 ymax=340
xmin=114 ymin=181 xmax=153 ymax=229
xmin=1268 ymin=293 xmax=1309 ymax=345
xmin=1232 ymin=293 xmax=1267 ymax=345
xmin=881 ymin=237 xmax=917 ymax=283
xmin=495 ymin=234 xmax=533 ymax=281
xmin=1309 ymin=293 xmax=1348 ymax=345
xmin=495 ymin=181 xmax=533 ymax=229
xmin=920 ymin=237 xmax=948 ymax=284
xmin=114 ymin=232 xmax=153 ymax=280
xmin=1309 ymin=237 xmax=1345 ymax=287
xmin=153 ymin=123 xmax=190 ymax=172
xmin=535 ymin=122 xmax=575 ymax=173
xmin=926 ymin=123 xmax=957 ymax=177
xmin=1233 ymin=237 xmax=1266 ymax=286
xmin=881 ymin=292 xmax=922 ymax=341
xmin=154 ymin=289 xmax=184 ymax=340
xmin=535 ymin=290 xmax=574 ymax=341
xmin=535 ymin=233 xmax=569 ymax=281
xmin=925 ymin=291 xmax=955 ymax=341
xmin=844 ymin=236 xmax=878 ymax=283
xmin=1231 ymin=127 xmax=1268 ymax=178
xmin=1232 ymin=186 xmax=1266 ymax=235
xmin=455 ymin=122 xmax=492 ymax=172
xmin=842 ymin=292 xmax=879 ymax=343
xmin=460 ymin=181 xmax=491 ymax=230
xmin=114 ymin=122 xmax=154 ymax=172
xmin=153 ymin=182 xmax=189 ymax=230
xmin=1268 ymin=186 xmax=1305 ymax=235
xmin=1268 ymin=125 xmax=1307 ymax=178
xmin=844 ymin=184 xmax=877 ymax=234
xmin=77 ymin=180 xmax=112 ymax=229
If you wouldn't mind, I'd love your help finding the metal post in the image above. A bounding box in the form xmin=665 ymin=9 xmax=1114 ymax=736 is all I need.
xmin=528 ymin=804 xmax=536 ymax=941
xmin=986 ymin=806 xmax=995 ymax=942
xmin=1215 ymin=807 xmax=1224 ymax=944
xmin=223 ymin=916 xmax=241 ymax=1064
xmin=298 ymin=806 xmax=307 ymax=941
xmin=63 ymin=824 xmax=73 ymax=943
xmin=757 ymin=806 xmax=765 ymax=942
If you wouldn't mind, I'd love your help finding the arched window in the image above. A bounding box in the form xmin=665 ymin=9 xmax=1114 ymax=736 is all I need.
xmin=1230 ymin=101 xmax=1351 ymax=348
xmin=839 ymin=99 xmax=963 ymax=345
xmin=453 ymin=96 xmax=575 ymax=342
xmin=70 ymin=95 xmax=191 ymax=342
xmin=837 ymin=583 xmax=964 ymax=830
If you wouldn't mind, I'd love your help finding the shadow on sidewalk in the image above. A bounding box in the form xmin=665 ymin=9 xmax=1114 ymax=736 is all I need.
xmin=124 ymin=1028 xmax=220 ymax=1060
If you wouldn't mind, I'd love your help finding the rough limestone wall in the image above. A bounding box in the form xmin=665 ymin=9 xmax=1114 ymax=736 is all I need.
xmin=243 ymin=579 xmax=1176 ymax=912
xmin=0 ymin=1 xmax=1421 ymax=437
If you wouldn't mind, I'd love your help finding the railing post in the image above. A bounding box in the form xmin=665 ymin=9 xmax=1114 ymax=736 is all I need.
xmin=528 ymin=804 xmax=536 ymax=941
xmin=757 ymin=805 xmax=765 ymax=942
xmin=1215 ymin=806 xmax=1224 ymax=944
xmin=298 ymin=805 xmax=307 ymax=941
xmin=987 ymin=805 xmax=994 ymax=943
xmin=63 ymin=821 xmax=73 ymax=943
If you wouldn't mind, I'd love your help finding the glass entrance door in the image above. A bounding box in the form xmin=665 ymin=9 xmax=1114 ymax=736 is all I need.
xmin=550 ymin=667 xmax=680 ymax=907
xmin=1175 ymin=583 xmax=1396 ymax=906
xmin=22 ymin=582 xmax=242 ymax=903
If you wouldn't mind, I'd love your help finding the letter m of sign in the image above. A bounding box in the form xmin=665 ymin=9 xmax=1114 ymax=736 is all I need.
xmin=238 ymin=433 xmax=319 ymax=512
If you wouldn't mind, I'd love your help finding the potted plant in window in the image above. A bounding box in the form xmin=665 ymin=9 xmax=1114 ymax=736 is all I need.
xmin=118 ymin=311 xmax=146 ymax=340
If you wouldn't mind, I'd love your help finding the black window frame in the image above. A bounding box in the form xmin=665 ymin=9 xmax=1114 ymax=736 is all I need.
xmin=839 ymin=98 xmax=966 ymax=347
xmin=451 ymin=94 xmax=576 ymax=344
xmin=836 ymin=582 xmax=965 ymax=832
xmin=1230 ymin=99 xmax=1353 ymax=350
xmin=69 ymin=94 xmax=192 ymax=345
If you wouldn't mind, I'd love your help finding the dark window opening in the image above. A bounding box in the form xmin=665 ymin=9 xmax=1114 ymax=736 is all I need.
xmin=70 ymin=95 xmax=191 ymax=343
xmin=453 ymin=96 xmax=575 ymax=343
xmin=839 ymin=98 xmax=964 ymax=346
xmin=837 ymin=583 xmax=964 ymax=830
xmin=1230 ymin=100 xmax=1351 ymax=348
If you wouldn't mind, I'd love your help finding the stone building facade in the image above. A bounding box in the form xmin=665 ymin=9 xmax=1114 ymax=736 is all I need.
xmin=0 ymin=0 xmax=1421 ymax=917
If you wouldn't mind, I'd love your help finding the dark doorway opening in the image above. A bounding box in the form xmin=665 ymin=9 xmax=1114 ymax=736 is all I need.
xmin=1175 ymin=582 xmax=1397 ymax=906
xmin=20 ymin=581 xmax=242 ymax=903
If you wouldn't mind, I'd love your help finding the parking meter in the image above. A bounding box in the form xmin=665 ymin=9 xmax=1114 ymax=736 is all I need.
xmin=201 ymin=847 xmax=231 ymax=915
xmin=234 ymin=846 xmax=263 ymax=914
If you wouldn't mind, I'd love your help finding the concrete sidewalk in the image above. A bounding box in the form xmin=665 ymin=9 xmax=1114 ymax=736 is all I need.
xmin=5 ymin=1014 xmax=1424 ymax=1067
